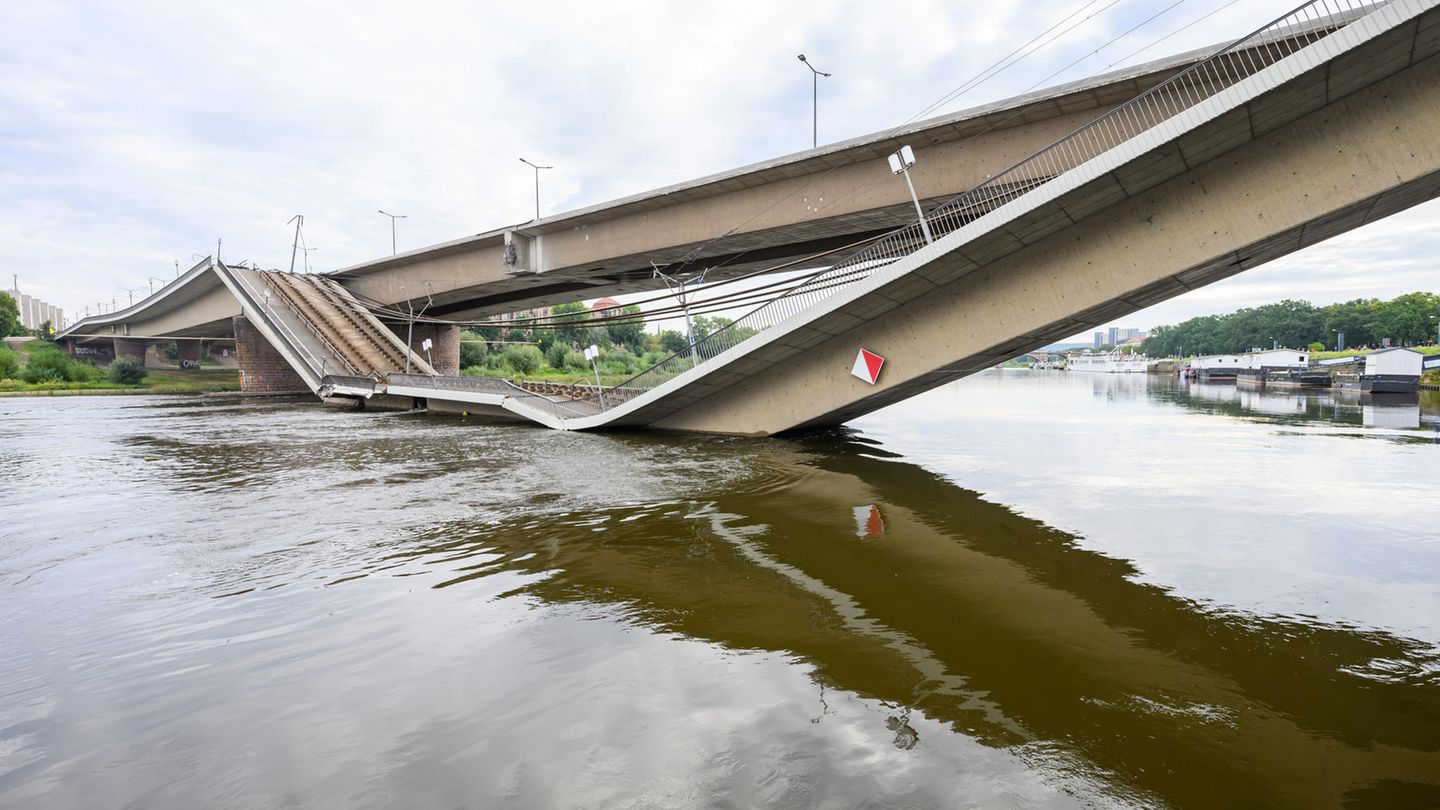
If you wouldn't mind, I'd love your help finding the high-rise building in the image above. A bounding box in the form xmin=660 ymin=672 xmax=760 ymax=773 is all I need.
xmin=5 ymin=287 xmax=64 ymax=332
xmin=1093 ymin=331 xmax=1105 ymax=349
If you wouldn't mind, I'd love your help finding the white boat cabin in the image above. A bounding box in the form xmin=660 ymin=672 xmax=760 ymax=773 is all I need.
xmin=1364 ymin=347 xmax=1423 ymax=377
xmin=1241 ymin=349 xmax=1308 ymax=369
xmin=1192 ymin=354 xmax=1241 ymax=370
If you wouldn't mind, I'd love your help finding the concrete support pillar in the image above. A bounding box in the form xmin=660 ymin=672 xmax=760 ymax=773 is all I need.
xmin=112 ymin=337 xmax=147 ymax=363
xmin=396 ymin=322 xmax=461 ymax=376
xmin=176 ymin=340 xmax=203 ymax=368
xmin=234 ymin=315 xmax=308 ymax=394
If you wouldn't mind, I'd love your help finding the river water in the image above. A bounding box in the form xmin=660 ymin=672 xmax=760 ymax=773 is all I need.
xmin=1 ymin=372 xmax=1437 ymax=809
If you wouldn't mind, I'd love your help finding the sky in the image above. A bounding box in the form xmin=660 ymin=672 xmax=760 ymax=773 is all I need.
xmin=1 ymin=0 xmax=1436 ymax=337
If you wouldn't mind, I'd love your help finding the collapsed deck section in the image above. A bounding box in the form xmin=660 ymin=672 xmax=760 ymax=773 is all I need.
xmin=213 ymin=263 xmax=435 ymax=394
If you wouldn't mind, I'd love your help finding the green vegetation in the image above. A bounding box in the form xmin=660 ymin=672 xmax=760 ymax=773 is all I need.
xmin=0 ymin=345 xmax=19 ymax=379
xmin=0 ymin=341 xmax=238 ymax=395
xmin=0 ymin=292 xmax=22 ymax=337
xmin=1142 ymin=292 xmax=1440 ymax=356
xmin=108 ymin=356 xmax=148 ymax=385
xmin=457 ymin=304 xmax=760 ymax=385
xmin=1310 ymin=345 xmax=1440 ymax=361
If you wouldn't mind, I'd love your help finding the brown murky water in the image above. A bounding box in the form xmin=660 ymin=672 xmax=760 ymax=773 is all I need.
xmin=1 ymin=372 xmax=1437 ymax=808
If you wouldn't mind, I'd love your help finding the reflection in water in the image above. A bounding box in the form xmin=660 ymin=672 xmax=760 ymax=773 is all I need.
xmin=1157 ymin=376 xmax=1439 ymax=439
xmin=0 ymin=377 xmax=1438 ymax=809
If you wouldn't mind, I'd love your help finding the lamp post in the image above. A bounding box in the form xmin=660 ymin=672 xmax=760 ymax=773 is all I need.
xmin=519 ymin=158 xmax=552 ymax=220
xmin=887 ymin=145 xmax=934 ymax=244
xmin=378 ymin=210 xmax=407 ymax=255
xmin=796 ymin=54 xmax=831 ymax=149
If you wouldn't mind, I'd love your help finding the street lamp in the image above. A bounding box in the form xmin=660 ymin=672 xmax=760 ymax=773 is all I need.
xmin=887 ymin=145 xmax=934 ymax=244
xmin=519 ymin=158 xmax=552 ymax=220
xmin=796 ymin=54 xmax=831 ymax=149
xmin=378 ymin=210 xmax=407 ymax=255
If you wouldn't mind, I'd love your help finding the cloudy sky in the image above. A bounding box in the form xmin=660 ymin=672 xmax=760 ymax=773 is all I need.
xmin=2 ymin=0 xmax=1435 ymax=336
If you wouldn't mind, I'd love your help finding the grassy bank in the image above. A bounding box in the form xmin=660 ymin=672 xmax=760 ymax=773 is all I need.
xmin=0 ymin=369 xmax=241 ymax=396
xmin=1310 ymin=346 xmax=1440 ymax=361
xmin=0 ymin=340 xmax=240 ymax=396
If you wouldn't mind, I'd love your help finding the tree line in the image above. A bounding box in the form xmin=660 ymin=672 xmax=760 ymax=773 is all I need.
xmin=1140 ymin=292 xmax=1439 ymax=357
xmin=458 ymin=302 xmax=755 ymax=381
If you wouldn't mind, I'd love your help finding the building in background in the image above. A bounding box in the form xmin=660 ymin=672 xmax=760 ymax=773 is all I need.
xmin=4 ymin=285 xmax=64 ymax=333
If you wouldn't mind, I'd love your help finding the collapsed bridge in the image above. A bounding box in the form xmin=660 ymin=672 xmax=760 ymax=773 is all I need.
xmin=60 ymin=0 xmax=1440 ymax=435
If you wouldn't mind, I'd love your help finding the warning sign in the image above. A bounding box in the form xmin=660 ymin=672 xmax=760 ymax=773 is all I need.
xmin=851 ymin=348 xmax=885 ymax=385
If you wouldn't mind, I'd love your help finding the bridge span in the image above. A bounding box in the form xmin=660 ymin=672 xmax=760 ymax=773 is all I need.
xmin=60 ymin=0 xmax=1440 ymax=435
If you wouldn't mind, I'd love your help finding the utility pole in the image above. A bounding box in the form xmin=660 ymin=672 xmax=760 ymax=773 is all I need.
xmin=653 ymin=263 xmax=709 ymax=368
xmin=287 ymin=215 xmax=304 ymax=272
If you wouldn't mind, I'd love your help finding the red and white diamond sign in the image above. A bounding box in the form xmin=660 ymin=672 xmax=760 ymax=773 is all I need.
xmin=851 ymin=348 xmax=885 ymax=385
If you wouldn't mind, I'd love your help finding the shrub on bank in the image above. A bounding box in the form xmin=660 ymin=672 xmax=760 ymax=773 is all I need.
xmin=562 ymin=351 xmax=588 ymax=372
xmin=545 ymin=341 xmax=569 ymax=370
xmin=69 ymin=362 xmax=104 ymax=383
xmin=0 ymin=347 xmax=18 ymax=380
xmin=108 ymin=356 xmax=148 ymax=385
xmin=19 ymin=346 xmax=74 ymax=384
xmin=501 ymin=345 xmax=543 ymax=375
xmin=459 ymin=331 xmax=489 ymax=367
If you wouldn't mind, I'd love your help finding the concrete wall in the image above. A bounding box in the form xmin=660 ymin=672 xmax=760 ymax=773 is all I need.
xmin=234 ymin=315 xmax=307 ymax=394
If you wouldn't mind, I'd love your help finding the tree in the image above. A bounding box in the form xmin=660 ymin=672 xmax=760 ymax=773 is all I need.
xmin=548 ymin=301 xmax=589 ymax=347
xmin=657 ymin=330 xmax=689 ymax=355
xmin=608 ymin=305 xmax=647 ymax=353
xmin=0 ymin=292 xmax=20 ymax=337
xmin=690 ymin=316 xmax=734 ymax=343
xmin=458 ymin=330 xmax=489 ymax=368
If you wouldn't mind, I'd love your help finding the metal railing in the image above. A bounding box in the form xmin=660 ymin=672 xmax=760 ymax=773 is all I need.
xmin=385 ymin=373 xmax=597 ymax=421
xmin=261 ymin=272 xmax=363 ymax=377
xmin=217 ymin=261 xmax=331 ymax=384
xmin=601 ymin=0 xmax=1384 ymax=407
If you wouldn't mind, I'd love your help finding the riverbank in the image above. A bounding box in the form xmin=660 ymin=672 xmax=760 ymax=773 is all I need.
xmin=0 ymin=368 xmax=240 ymax=397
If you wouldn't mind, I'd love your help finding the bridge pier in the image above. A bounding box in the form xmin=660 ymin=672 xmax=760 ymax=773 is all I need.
xmin=176 ymin=340 xmax=203 ymax=368
xmin=396 ymin=323 xmax=460 ymax=375
xmin=234 ymin=316 xmax=308 ymax=394
xmin=112 ymin=337 xmax=147 ymax=365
